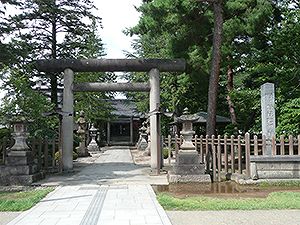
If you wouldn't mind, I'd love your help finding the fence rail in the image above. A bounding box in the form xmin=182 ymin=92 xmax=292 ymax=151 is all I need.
xmin=0 ymin=137 xmax=59 ymax=173
xmin=164 ymin=133 xmax=300 ymax=182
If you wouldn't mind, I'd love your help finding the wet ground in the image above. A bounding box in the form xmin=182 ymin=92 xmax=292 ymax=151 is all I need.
xmin=152 ymin=181 xmax=300 ymax=198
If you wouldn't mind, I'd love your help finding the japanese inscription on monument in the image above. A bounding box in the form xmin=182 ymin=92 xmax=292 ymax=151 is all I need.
xmin=261 ymin=83 xmax=276 ymax=155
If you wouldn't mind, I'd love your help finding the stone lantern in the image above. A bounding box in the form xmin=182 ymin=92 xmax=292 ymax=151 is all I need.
xmin=5 ymin=116 xmax=43 ymax=185
xmin=87 ymin=124 xmax=99 ymax=152
xmin=178 ymin=108 xmax=199 ymax=152
xmin=137 ymin=121 xmax=148 ymax=151
xmin=9 ymin=117 xmax=30 ymax=152
xmin=168 ymin=108 xmax=211 ymax=183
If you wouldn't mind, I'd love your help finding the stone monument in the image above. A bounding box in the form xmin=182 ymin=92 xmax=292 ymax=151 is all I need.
xmin=4 ymin=117 xmax=44 ymax=185
xmin=168 ymin=108 xmax=211 ymax=183
xmin=87 ymin=124 xmax=99 ymax=152
xmin=76 ymin=111 xmax=89 ymax=157
xmin=250 ymin=83 xmax=300 ymax=180
xmin=261 ymin=82 xmax=276 ymax=155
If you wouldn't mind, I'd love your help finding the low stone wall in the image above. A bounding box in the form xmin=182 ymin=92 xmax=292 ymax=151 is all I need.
xmin=250 ymin=156 xmax=300 ymax=179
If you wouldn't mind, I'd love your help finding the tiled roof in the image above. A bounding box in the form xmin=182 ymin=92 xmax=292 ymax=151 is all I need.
xmin=106 ymin=99 xmax=144 ymax=118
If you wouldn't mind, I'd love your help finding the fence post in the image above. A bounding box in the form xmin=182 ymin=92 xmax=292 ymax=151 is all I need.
xmin=224 ymin=135 xmax=228 ymax=173
xmin=280 ymin=135 xmax=285 ymax=155
xmin=237 ymin=135 xmax=242 ymax=174
xmin=262 ymin=135 xmax=266 ymax=155
xmin=194 ymin=135 xmax=198 ymax=153
xmin=168 ymin=135 xmax=171 ymax=165
xmin=254 ymin=135 xmax=258 ymax=155
xmin=289 ymin=135 xmax=293 ymax=155
xmin=175 ymin=134 xmax=179 ymax=160
xmin=200 ymin=135 xmax=203 ymax=163
xmin=2 ymin=138 xmax=7 ymax=164
xmin=272 ymin=135 xmax=276 ymax=155
xmin=298 ymin=135 xmax=300 ymax=155
xmin=245 ymin=132 xmax=251 ymax=177
xmin=211 ymin=135 xmax=216 ymax=182
xmin=230 ymin=135 xmax=235 ymax=173
xmin=205 ymin=134 xmax=209 ymax=161
xmin=217 ymin=135 xmax=221 ymax=182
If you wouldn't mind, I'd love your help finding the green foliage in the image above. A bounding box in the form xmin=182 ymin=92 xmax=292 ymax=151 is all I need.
xmin=158 ymin=191 xmax=300 ymax=210
xmin=0 ymin=188 xmax=53 ymax=211
xmin=128 ymin=0 xmax=300 ymax=135
xmin=0 ymin=68 xmax=57 ymax=138
xmin=0 ymin=128 xmax=10 ymax=139
xmin=276 ymin=98 xmax=300 ymax=135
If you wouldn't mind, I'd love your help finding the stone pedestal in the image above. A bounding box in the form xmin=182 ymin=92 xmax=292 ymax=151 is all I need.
xmin=250 ymin=155 xmax=300 ymax=179
xmin=2 ymin=119 xmax=44 ymax=185
xmin=4 ymin=151 xmax=44 ymax=185
xmin=168 ymin=108 xmax=211 ymax=183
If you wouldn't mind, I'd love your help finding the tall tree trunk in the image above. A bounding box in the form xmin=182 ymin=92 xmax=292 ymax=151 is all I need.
xmin=206 ymin=0 xmax=224 ymax=136
xmin=226 ymin=56 xmax=237 ymax=127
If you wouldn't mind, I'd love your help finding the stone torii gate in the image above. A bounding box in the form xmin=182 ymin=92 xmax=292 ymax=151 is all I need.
xmin=36 ymin=59 xmax=186 ymax=173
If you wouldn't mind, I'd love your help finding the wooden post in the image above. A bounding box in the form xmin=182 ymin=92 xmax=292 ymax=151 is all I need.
xmin=254 ymin=135 xmax=258 ymax=156
xmin=262 ymin=135 xmax=266 ymax=155
xmin=217 ymin=136 xmax=222 ymax=182
xmin=230 ymin=135 xmax=235 ymax=173
xmin=200 ymin=135 xmax=203 ymax=162
xmin=175 ymin=134 xmax=179 ymax=160
xmin=168 ymin=135 xmax=171 ymax=165
xmin=205 ymin=134 xmax=209 ymax=159
xmin=245 ymin=133 xmax=251 ymax=177
xmin=237 ymin=135 xmax=242 ymax=174
xmin=280 ymin=135 xmax=285 ymax=155
xmin=212 ymin=135 xmax=216 ymax=182
xmin=224 ymin=135 xmax=228 ymax=173
xmin=272 ymin=135 xmax=276 ymax=155
xmin=298 ymin=135 xmax=300 ymax=155
xmin=194 ymin=135 xmax=198 ymax=153
xmin=289 ymin=135 xmax=293 ymax=155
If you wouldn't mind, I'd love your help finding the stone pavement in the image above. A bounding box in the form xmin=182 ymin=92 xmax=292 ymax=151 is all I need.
xmin=167 ymin=210 xmax=300 ymax=225
xmin=6 ymin=146 xmax=171 ymax=225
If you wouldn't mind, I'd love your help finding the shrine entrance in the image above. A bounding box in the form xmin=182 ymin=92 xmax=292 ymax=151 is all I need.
xmin=36 ymin=59 xmax=186 ymax=174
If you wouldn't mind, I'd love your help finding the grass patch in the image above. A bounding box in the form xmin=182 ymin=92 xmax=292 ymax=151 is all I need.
xmin=157 ymin=191 xmax=300 ymax=210
xmin=0 ymin=188 xmax=54 ymax=211
xmin=258 ymin=181 xmax=300 ymax=188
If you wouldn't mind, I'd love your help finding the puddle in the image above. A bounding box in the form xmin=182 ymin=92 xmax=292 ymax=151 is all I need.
xmin=152 ymin=182 xmax=300 ymax=198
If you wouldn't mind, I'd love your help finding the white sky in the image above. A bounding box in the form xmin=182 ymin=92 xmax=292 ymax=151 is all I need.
xmin=94 ymin=0 xmax=141 ymax=58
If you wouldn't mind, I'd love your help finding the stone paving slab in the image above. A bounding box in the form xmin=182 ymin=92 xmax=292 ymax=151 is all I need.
xmin=167 ymin=210 xmax=300 ymax=225
xmin=6 ymin=184 xmax=172 ymax=225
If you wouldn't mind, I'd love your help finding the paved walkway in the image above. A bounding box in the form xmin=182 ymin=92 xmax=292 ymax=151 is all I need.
xmin=167 ymin=210 xmax=300 ymax=225
xmin=6 ymin=146 xmax=170 ymax=225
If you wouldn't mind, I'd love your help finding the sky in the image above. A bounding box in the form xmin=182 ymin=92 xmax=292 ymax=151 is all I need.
xmin=93 ymin=0 xmax=142 ymax=98
xmin=94 ymin=0 xmax=142 ymax=58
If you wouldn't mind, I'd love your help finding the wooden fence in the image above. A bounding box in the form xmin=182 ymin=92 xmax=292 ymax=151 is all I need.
xmin=164 ymin=133 xmax=300 ymax=182
xmin=0 ymin=137 xmax=59 ymax=173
